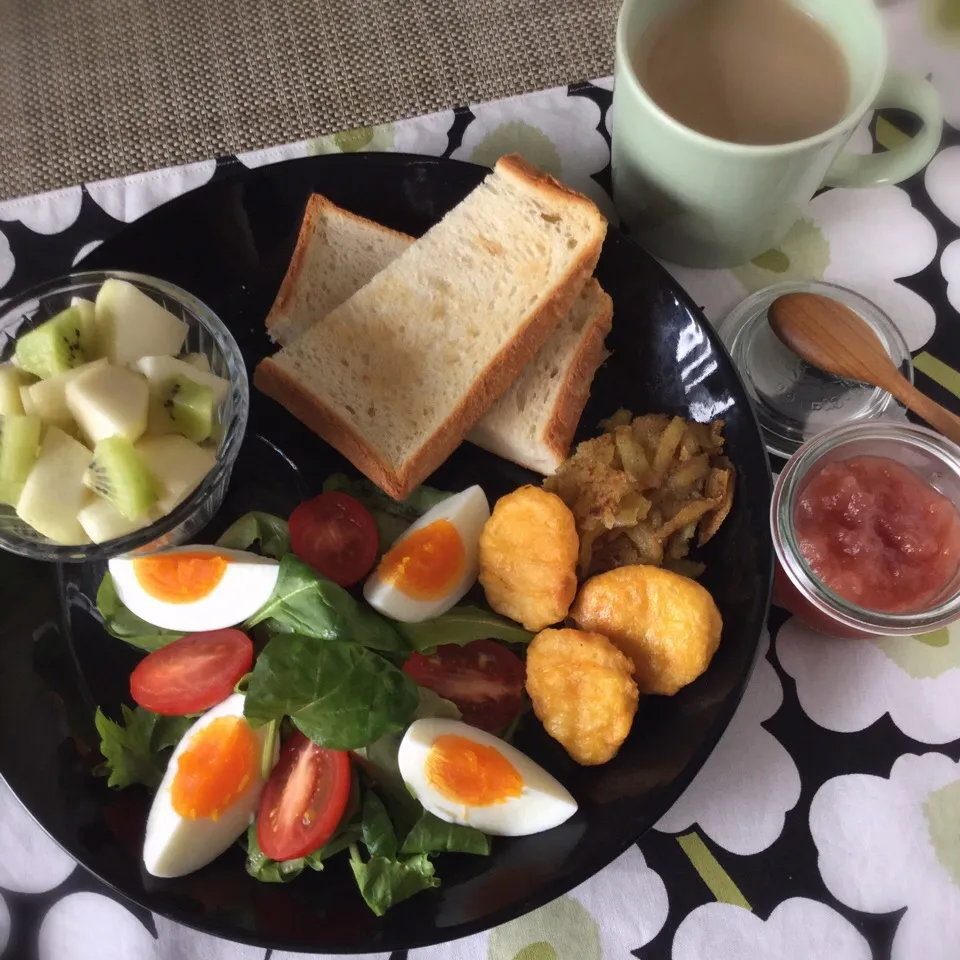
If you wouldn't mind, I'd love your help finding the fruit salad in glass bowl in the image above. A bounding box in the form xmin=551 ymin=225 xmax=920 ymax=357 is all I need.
xmin=0 ymin=271 xmax=248 ymax=562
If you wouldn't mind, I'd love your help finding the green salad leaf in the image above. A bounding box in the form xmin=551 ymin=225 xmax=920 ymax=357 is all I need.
xmin=246 ymin=555 xmax=406 ymax=653
xmin=244 ymin=817 xmax=365 ymax=883
xmin=244 ymin=633 xmax=418 ymax=749
xmin=94 ymin=706 xmax=193 ymax=790
xmin=401 ymin=810 xmax=491 ymax=856
xmin=96 ymin=573 xmax=184 ymax=652
xmin=216 ymin=512 xmax=290 ymax=559
xmin=322 ymin=473 xmax=452 ymax=551
xmin=349 ymin=846 xmax=439 ymax=916
xmin=397 ymin=605 xmax=533 ymax=654
xmin=361 ymin=791 xmax=398 ymax=859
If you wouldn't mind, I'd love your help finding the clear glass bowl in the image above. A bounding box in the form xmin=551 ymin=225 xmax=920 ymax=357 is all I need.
xmin=771 ymin=421 xmax=960 ymax=638
xmin=0 ymin=270 xmax=249 ymax=562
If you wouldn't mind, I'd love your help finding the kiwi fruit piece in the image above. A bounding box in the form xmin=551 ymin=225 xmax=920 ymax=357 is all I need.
xmin=0 ymin=413 xmax=41 ymax=484
xmin=83 ymin=436 xmax=158 ymax=520
xmin=15 ymin=307 xmax=91 ymax=379
xmin=151 ymin=375 xmax=214 ymax=443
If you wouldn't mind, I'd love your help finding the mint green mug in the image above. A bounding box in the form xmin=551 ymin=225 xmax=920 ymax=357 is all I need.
xmin=611 ymin=0 xmax=942 ymax=268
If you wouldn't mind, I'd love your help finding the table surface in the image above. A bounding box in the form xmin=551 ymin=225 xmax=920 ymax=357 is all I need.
xmin=1 ymin=1 xmax=959 ymax=958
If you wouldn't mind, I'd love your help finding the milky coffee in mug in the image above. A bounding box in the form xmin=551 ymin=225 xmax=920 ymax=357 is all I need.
xmin=611 ymin=0 xmax=943 ymax=268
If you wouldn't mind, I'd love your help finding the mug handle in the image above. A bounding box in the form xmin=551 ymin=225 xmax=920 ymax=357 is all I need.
xmin=823 ymin=71 xmax=942 ymax=189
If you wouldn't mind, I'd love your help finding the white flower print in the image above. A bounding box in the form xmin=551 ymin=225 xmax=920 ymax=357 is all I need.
xmin=943 ymin=239 xmax=960 ymax=316
xmin=885 ymin=0 xmax=960 ymax=127
xmin=672 ymin=898 xmax=871 ymax=960
xmin=668 ymin=185 xmax=938 ymax=350
xmin=0 ymin=185 xmax=82 ymax=235
xmin=0 ymin=228 xmax=13 ymax=293
xmin=407 ymin=845 xmax=668 ymax=960
xmin=451 ymin=85 xmax=616 ymax=221
xmin=925 ymin=146 xmax=960 ymax=229
xmin=306 ymin=110 xmax=453 ymax=161
xmin=153 ymin=913 xmax=264 ymax=959
xmin=0 ymin=778 xmax=75 ymax=894
xmin=811 ymin=753 xmax=960 ymax=960
xmin=777 ymin=617 xmax=960 ymax=744
xmin=236 ymin=140 xmax=309 ymax=169
xmin=38 ymin=893 xmax=155 ymax=960
xmin=86 ymin=159 xmax=217 ymax=223
xmin=655 ymin=631 xmax=801 ymax=855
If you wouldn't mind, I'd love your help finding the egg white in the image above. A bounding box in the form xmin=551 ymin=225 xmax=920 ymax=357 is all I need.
xmin=397 ymin=718 xmax=577 ymax=836
xmin=109 ymin=545 xmax=280 ymax=632
xmin=143 ymin=693 xmax=274 ymax=878
xmin=364 ymin=485 xmax=490 ymax=623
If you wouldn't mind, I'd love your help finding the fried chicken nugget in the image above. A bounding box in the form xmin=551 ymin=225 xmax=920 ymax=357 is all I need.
xmin=479 ymin=486 xmax=579 ymax=631
xmin=571 ymin=565 xmax=722 ymax=695
xmin=526 ymin=628 xmax=639 ymax=766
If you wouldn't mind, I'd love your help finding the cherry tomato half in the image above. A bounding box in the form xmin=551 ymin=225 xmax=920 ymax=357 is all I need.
xmin=257 ymin=731 xmax=352 ymax=861
xmin=289 ymin=492 xmax=379 ymax=587
xmin=129 ymin=629 xmax=254 ymax=716
xmin=403 ymin=639 xmax=525 ymax=733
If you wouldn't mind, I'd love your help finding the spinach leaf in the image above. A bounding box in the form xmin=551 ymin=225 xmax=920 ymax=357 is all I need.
xmin=94 ymin=706 xmax=193 ymax=790
xmin=323 ymin=474 xmax=452 ymax=551
xmin=413 ymin=687 xmax=461 ymax=721
xmin=244 ymin=823 xmax=305 ymax=883
xmin=305 ymin=820 xmax=364 ymax=867
xmin=96 ymin=573 xmax=184 ymax=652
xmin=401 ymin=810 xmax=491 ymax=856
xmin=246 ymin=555 xmax=406 ymax=653
xmin=244 ymin=633 xmax=418 ymax=749
xmin=348 ymin=845 xmax=439 ymax=917
xmin=216 ymin=512 xmax=290 ymax=559
xmin=397 ymin=606 xmax=533 ymax=654
xmin=361 ymin=791 xmax=397 ymax=859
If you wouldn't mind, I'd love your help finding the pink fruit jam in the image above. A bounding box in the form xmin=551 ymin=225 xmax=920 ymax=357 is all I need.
xmin=794 ymin=455 xmax=960 ymax=614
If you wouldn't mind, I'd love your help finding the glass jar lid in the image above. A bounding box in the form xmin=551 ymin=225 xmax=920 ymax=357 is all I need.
xmin=718 ymin=280 xmax=913 ymax=459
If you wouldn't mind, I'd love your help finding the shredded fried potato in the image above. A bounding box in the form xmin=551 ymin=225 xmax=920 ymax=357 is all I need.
xmin=543 ymin=409 xmax=736 ymax=578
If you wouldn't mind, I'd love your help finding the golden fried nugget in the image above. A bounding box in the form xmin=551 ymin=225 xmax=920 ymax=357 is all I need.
xmin=571 ymin=565 xmax=722 ymax=695
xmin=526 ymin=628 xmax=639 ymax=766
xmin=479 ymin=486 xmax=579 ymax=631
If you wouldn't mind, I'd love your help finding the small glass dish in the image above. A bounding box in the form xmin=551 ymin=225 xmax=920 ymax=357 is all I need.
xmin=719 ymin=280 xmax=913 ymax=458
xmin=0 ymin=270 xmax=249 ymax=562
xmin=772 ymin=421 xmax=960 ymax=639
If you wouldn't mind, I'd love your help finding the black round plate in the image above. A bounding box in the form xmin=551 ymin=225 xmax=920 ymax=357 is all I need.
xmin=0 ymin=153 xmax=773 ymax=953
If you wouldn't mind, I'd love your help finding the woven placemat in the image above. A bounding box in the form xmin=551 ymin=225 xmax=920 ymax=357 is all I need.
xmin=0 ymin=0 xmax=619 ymax=200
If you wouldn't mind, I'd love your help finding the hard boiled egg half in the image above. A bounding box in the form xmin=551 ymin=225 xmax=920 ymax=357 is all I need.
xmin=144 ymin=693 xmax=275 ymax=877
xmin=397 ymin=718 xmax=577 ymax=836
xmin=109 ymin=545 xmax=280 ymax=632
xmin=364 ymin=486 xmax=489 ymax=623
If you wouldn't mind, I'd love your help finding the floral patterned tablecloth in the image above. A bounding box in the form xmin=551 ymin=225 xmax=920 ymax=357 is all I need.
xmin=1 ymin=2 xmax=959 ymax=958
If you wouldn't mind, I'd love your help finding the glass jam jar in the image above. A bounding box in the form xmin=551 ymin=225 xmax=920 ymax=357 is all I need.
xmin=771 ymin=421 xmax=960 ymax=638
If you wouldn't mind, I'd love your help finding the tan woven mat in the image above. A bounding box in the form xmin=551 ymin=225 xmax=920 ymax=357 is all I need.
xmin=0 ymin=0 xmax=619 ymax=200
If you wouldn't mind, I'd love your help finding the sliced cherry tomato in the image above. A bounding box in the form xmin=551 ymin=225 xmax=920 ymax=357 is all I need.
xmin=289 ymin=492 xmax=379 ymax=587
xmin=257 ymin=730 xmax=352 ymax=861
xmin=403 ymin=639 xmax=525 ymax=733
xmin=129 ymin=629 xmax=254 ymax=716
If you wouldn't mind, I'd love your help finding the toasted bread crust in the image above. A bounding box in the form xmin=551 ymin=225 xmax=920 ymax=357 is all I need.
xmin=256 ymin=156 xmax=608 ymax=500
xmin=542 ymin=285 xmax=614 ymax=469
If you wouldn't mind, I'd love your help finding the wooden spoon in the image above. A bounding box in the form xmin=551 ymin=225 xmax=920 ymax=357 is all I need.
xmin=768 ymin=292 xmax=960 ymax=448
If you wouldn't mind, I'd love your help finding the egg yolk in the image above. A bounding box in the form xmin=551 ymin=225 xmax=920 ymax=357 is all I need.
xmin=171 ymin=716 xmax=259 ymax=820
xmin=133 ymin=551 xmax=228 ymax=603
xmin=425 ymin=734 xmax=524 ymax=806
xmin=376 ymin=519 xmax=465 ymax=600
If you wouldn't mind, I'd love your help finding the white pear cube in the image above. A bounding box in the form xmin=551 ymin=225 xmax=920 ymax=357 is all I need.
xmin=136 ymin=435 xmax=216 ymax=514
xmin=65 ymin=363 xmax=148 ymax=444
xmin=94 ymin=279 xmax=188 ymax=365
xmin=77 ymin=496 xmax=152 ymax=544
xmin=16 ymin=427 xmax=92 ymax=544
xmin=136 ymin=355 xmax=229 ymax=404
xmin=22 ymin=358 xmax=109 ymax=429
